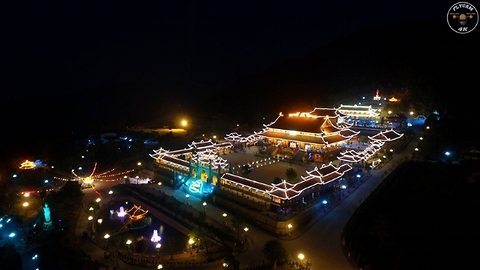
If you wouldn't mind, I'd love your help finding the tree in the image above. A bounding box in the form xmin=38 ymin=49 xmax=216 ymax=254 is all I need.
xmin=261 ymin=239 xmax=289 ymax=269
xmin=272 ymin=177 xmax=282 ymax=184
xmin=241 ymin=164 xmax=251 ymax=178
xmin=188 ymin=225 xmax=211 ymax=254
xmin=223 ymin=254 xmax=240 ymax=270
xmin=285 ymin=168 xmax=298 ymax=183
xmin=230 ymin=214 xmax=246 ymax=243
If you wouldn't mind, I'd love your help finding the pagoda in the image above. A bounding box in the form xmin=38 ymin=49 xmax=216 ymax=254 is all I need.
xmin=259 ymin=108 xmax=359 ymax=154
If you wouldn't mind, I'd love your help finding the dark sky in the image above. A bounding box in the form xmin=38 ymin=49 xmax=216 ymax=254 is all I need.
xmin=2 ymin=1 xmax=450 ymax=98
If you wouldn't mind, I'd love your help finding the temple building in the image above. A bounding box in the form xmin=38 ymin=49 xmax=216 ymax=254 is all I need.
xmin=150 ymin=140 xmax=233 ymax=194
xmin=337 ymin=104 xmax=380 ymax=127
xmin=258 ymin=108 xmax=359 ymax=161
xmin=337 ymin=140 xmax=385 ymax=167
xmin=220 ymin=162 xmax=352 ymax=213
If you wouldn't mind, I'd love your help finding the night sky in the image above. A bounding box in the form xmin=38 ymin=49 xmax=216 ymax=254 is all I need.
xmin=2 ymin=1 xmax=451 ymax=98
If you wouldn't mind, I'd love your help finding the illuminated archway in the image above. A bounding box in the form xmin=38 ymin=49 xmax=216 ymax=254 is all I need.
xmin=200 ymin=170 xmax=208 ymax=181
xmin=212 ymin=175 xmax=218 ymax=185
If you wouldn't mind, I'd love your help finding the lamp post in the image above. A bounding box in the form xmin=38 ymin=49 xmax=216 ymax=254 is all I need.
xmin=202 ymin=202 xmax=207 ymax=213
xmin=96 ymin=197 xmax=101 ymax=207
xmin=287 ymin=223 xmax=293 ymax=237
xmin=188 ymin=238 xmax=195 ymax=255
xmin=104 ymin=233 xmax=110 ymax=248
xmin=243 ymin=227 xmax=249 ymax=243
xmin=340 ymin=184 xmax=347 ymax=198
xmin=126 ymin=239 xmax=132 ymax=253
xmin=156 ymin=243 xmax=161 ymax=256
xmin=222 ymin=213 xmax=227 ymax=226
xmin=185 ymin=194 xmax=189 ymax=205
xmin=298 ymin=253 xmax=305 ymax=269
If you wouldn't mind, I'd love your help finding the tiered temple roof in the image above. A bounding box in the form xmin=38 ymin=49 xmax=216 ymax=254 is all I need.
xmin=368 ymin=129 xmax=404 ymax=142
xmin=338 ymin=104 xmax=380 ymax=118
xmin=337 ymin=140 xmax=385 ymax=163
xmin=225 ymin=132 xmax=263 ymax=144
xmin=260 ymin=108 xmax=359 ymax=146
xmin=222 ymin=162 xmax=352 ymax=201
xmin=191 ymin=148 xmax=229 ymax=168
xmin=150 ymin=140 xmax=232 ymax=159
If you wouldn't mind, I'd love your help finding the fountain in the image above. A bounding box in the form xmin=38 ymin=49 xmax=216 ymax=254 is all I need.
xmin=151 ymin=229 xmax=161 ymax=243
xmin=117 ymin=206 xmax=126 ymax=217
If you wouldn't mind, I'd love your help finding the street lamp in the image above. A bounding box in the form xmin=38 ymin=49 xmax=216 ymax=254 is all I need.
xmin=97 ymin=218 xmax=103 ymax=225
xmin=185 ymin=194 xmax=189 ymax=205
xmin=188 ymin=238 xmax=195 ymax=254
xmin=156 ymin=243 xmax=161 ymax=256
xmin=243 ymin=227 xmax=249 ymax=242
xmin=126 ymin=239 xmax=132 ymax=252
xmin=298 ymin=253 xmax=305 ymax=269
xmin=222 ymin=213 xmax=227 ymax=226
xmin=202 ymin=202 xmax=207 ymax=213
xmin=87 ymin=216 xmax=93 ymax=221
xmin=157 ymin=264 xmax=163 ymax=269
xmin=23 ymin=202 xmax=29 ymax=207
xmin=104 ymin=233 xmax=110 ymax=247
xmin=322 ymin=200 xmax=328 ymax=212
xmin=287 ymin=223 xmax=293 ymax=236
xmin=96 ymin=198 xmax=101 ymax=203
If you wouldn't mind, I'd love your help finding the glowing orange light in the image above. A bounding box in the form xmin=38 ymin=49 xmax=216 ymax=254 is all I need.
xmin=20 ymin=160 xmax=36 ymax=170
xmin=389 ymin=97 xmax=398 ymax=102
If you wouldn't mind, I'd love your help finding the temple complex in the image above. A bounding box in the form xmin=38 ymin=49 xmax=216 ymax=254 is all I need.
xmin=149 ymin=106 xmax=407 ymax=234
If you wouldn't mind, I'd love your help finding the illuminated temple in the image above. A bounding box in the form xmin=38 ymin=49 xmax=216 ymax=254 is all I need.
xmin=150 ymin=140 xmax=233 ymax=194
xmin=258 ymin=108 xmax=359 ymax=162
xmin=149 ymin=106 xmax=410 ymax=234
xmin=150 ymin=108 xmax=361 ymax=204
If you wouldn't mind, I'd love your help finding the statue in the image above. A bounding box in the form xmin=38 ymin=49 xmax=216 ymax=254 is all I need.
xmin=44 ymin=203 xmax=51 ymax=222
xmin=43 ymin=203 xmax=53 ymax=230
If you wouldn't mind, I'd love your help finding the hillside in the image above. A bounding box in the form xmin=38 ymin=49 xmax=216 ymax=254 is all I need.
xmin=206 ymin=20 xmax=480 ymax=122
xmin=2 ymin=19 xmax=479 ymax=164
